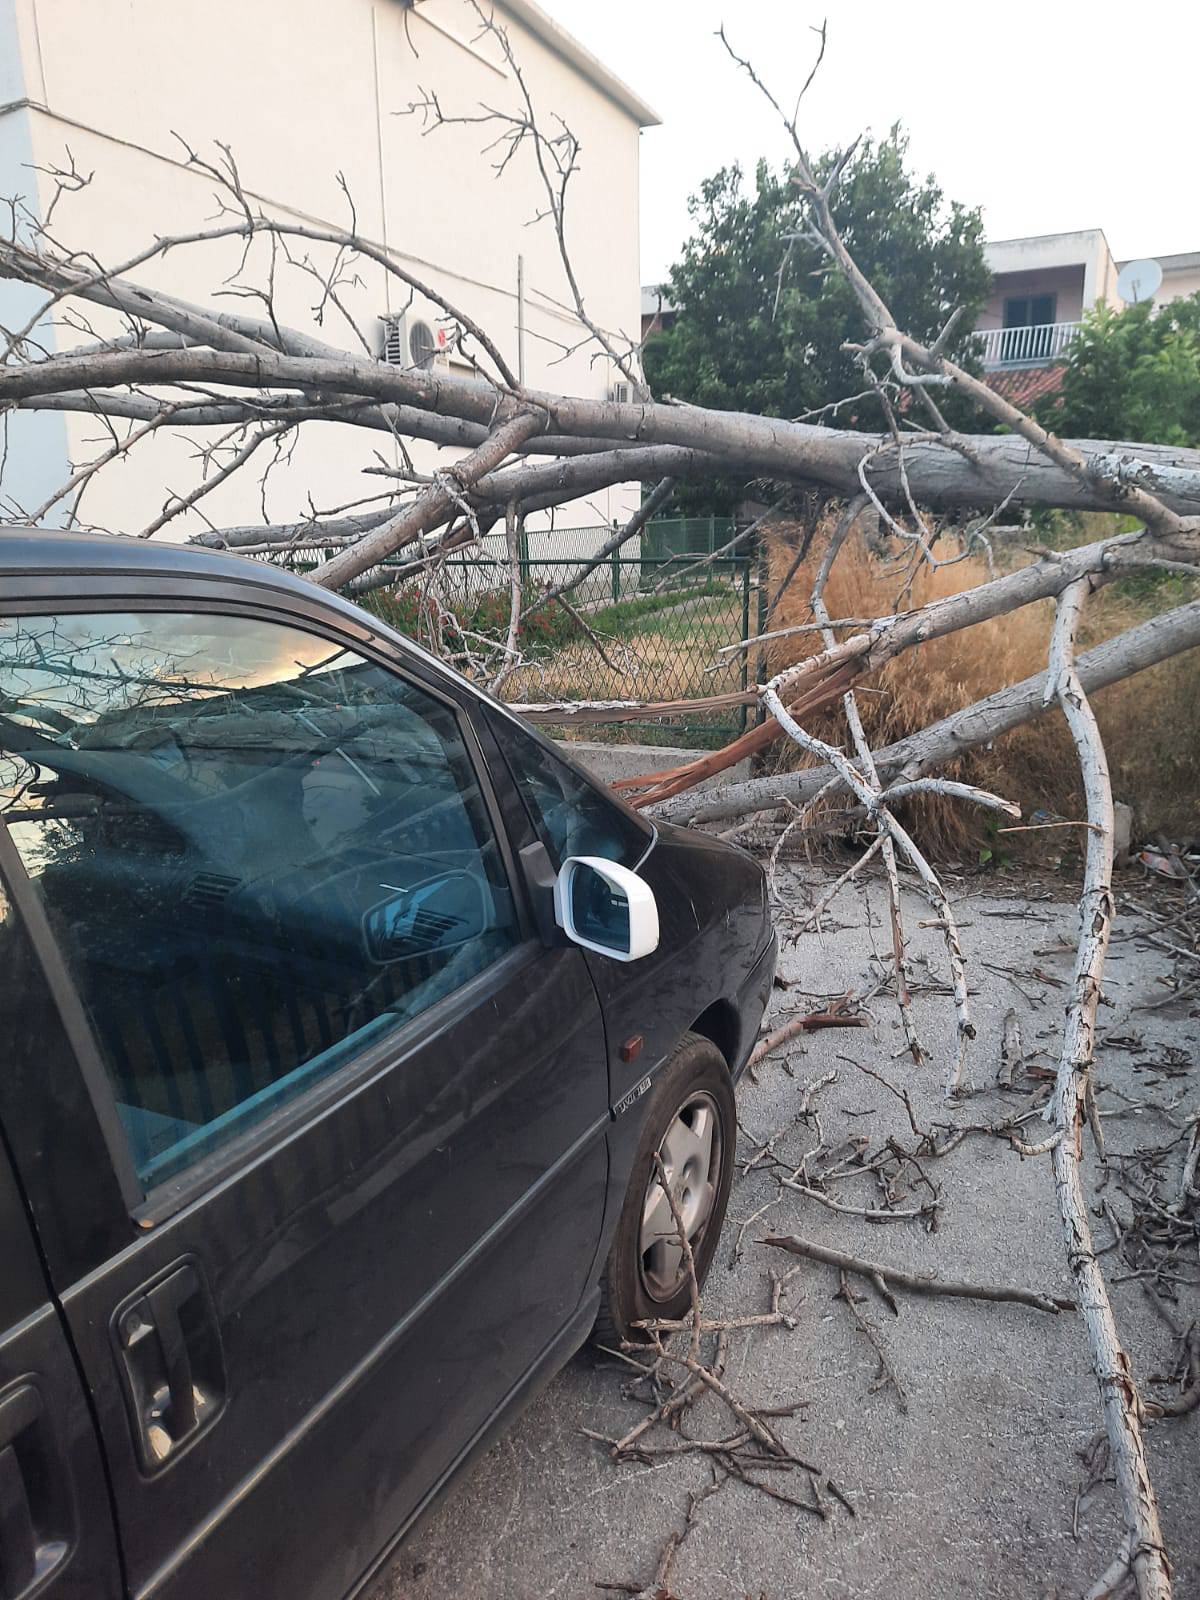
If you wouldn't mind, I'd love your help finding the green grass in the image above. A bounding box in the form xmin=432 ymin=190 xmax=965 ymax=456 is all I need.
xmin=586 ymin=579 xmax=736 ymax=635
xmin=624 ymin=593 xmax=744 ymax=642
xmin=553 ymin=716 xmax=744 ymax=751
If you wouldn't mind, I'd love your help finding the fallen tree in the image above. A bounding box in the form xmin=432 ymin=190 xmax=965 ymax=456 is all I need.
xmin=1 ymin=12 xmax=1196 ymax=1595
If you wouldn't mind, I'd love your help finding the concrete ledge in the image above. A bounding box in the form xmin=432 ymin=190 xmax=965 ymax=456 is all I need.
xmin=555 ymin=738 xmax=749 ymax=792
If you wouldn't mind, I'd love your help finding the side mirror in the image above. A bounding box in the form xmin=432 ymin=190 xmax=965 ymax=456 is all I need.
xmin=553 ymin=856 xmax=659 ymax=963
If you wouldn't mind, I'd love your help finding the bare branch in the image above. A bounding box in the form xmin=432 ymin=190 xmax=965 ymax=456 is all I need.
xmin=763 ymin=1236 xmax=1074 ymax=1315
xmin=309 ymin=410 xmax=544 ymax=590
xmin=1045 ymin=577 xmax=1171 ymax=1600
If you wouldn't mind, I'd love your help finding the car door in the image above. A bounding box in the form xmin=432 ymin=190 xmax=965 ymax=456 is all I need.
xmin=0 ymin=897 xmax=122 ymax=1600
xmin=0 ymin=596 xmax=609 ymax=1600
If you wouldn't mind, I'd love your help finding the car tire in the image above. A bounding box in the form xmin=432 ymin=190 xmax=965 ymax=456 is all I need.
xmin=593 ymin=1032 xmax=736 ymax=1349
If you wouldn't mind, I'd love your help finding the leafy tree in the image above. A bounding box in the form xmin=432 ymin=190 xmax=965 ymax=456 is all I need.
xmin=1038 ymin=294 xmax=1200 ymax=446
xmin=643 ymin=128 xmax=990 ymax=511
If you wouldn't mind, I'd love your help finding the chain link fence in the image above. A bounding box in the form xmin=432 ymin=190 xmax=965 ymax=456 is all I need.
xmin=275 ymin=518 xmax=758 ymax=747
xmin=515 ymin=522 xmax=752 ymax=746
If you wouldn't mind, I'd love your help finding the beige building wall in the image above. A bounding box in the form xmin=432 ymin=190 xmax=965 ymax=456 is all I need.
xmin=981 ymin=233 xmax=1200 ymax=345
xmin=978 ymin=264 xmax=1086 ymax=330
xmin=1138 ymin=253 xmax=1200 ymax=307
xmin=3 ymin=0 xmax=655 ymax=538
xmin=982 ymin=229 xmax=1119 ymax=326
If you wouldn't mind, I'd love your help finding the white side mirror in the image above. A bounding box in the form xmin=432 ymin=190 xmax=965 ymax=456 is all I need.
xmin=553 ymin=855 xmax=660 ymax=963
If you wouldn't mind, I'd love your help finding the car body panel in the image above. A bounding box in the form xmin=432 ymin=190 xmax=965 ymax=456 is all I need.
xmin=0 ymin=880 xmax=126 ymax=1599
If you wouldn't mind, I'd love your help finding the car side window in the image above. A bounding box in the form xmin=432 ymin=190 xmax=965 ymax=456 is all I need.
xmin=491 ymin=714 xmax=652 ymax=871
xmin=0 ymin=610 xmax=520 ymax=1190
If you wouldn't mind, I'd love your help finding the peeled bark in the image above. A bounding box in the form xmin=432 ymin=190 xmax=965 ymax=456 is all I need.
xmin=1045 ymin=580 xmax=1171 ymax=1600
xmin=638 ymin=525 xmax=1198 ymax=813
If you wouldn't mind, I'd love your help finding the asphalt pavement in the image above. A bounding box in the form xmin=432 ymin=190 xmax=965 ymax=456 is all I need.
xmin=369 ymin=864 xmax=1199 ymax=1600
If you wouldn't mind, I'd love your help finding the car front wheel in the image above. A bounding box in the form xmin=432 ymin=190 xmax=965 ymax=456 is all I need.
xmin=593 ymin=1032 xmax=736 ymax=1347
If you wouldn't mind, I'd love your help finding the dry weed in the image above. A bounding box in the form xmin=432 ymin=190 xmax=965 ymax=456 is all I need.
xmin=763 ymin=518 xmax=1199 ymax=858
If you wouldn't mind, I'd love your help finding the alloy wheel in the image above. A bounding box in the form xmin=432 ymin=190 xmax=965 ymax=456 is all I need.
xmin=638 ymin=1090 xmax=722 ymax=1301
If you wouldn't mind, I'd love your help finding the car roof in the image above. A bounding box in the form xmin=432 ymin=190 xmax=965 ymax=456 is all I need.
xmin=0 ymin=526 xmax=318 ymax=599
xmin=0 ymin=524 xmax=477 ymax=694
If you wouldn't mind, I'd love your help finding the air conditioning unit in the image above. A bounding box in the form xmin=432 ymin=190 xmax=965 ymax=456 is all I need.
xmin=380 ymin=312 xmax=451 ymax=373
xmin=609 ymin=381 xmax=632 ymax=405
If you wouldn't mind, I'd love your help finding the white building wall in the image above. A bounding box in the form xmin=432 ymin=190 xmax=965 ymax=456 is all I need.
xmin=981 ymin=232 xmax=1200 ymax=336
xmin=2 ymin=0 xmax=653 ymax=539
xmin=0 ymin=0 xmax=74 ymax=517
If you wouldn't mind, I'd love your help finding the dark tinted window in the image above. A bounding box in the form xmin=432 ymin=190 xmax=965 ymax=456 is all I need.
xmin=1002 ymin=294 xmax=1056 ymax=328
xmin=0 ymin=611 xmax=519 ymax=1188
xmin=0 ymin=891 xmax=56 ymax=1324
xmin=493 ymin=716 xmax=651 ymax=870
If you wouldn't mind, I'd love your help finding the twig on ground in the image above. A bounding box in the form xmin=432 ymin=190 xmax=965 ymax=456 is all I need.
xmin=746 ymin=999 xmax=868 ymax=1072
xmin=593 ymin=1470 xmax=724 ymax=1597
xmin=837 ymin=1268 xmax=909 ymax=1413
xmin=762 ymin=1235 xmax=1075 ymax=1315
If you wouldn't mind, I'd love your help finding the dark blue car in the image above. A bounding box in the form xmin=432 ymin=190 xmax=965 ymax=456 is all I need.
xmin=0 ymin=530 xmax=775 ymax=1600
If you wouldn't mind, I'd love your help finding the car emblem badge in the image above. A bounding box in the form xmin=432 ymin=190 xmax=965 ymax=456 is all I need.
xmin=613 ymin=1076 xmax=652 ymax=1118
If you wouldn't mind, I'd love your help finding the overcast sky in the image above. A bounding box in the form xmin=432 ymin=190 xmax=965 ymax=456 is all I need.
xmin=546 ymin=1 xmax=1197 ymax=286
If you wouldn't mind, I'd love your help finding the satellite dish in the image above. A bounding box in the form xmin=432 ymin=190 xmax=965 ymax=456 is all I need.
xmin=1116 ymin=258 xmax=1162 ymax=304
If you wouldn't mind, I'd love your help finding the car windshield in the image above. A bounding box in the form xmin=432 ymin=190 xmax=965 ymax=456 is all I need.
xmin=1 ymin=613 xmax=461 ymax=856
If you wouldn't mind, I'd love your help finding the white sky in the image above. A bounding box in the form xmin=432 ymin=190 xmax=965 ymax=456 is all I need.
xmin=545 ymin=0 xmax=1199 ymax=286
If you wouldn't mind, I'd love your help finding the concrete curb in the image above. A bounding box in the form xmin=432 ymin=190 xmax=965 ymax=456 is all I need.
xmin=555 ymin=738 xmax=749 ymax=793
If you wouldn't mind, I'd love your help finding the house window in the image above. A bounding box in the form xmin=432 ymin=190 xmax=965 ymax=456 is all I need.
xmin=1003 ymin=293 xmax=1057 ymax=329
xmin=1000 ymin=293 xmax=1058 ymax=361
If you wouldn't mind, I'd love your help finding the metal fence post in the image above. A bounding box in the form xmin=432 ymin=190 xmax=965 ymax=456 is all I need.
xmin=739 ymin=555 xmax=751 ymax=735
xmin=610 ymin=523 xmax=620 ymax=603
xmin=754 ymin=532 xmax=769 ymax=731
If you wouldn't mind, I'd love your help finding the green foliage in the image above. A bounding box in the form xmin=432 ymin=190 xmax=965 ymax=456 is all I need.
xmin=1038 ymin=293 xmax=1200 ymax=447
xmin=644 ymin=128 xmax=990 ymax=511
xmin=977 ymin=815 xmax=1014 ymax=872
xmin=363 ymin=585 xmax=576 ymax=652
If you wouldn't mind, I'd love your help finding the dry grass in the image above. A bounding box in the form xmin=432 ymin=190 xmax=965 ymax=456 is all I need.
xmin=763 ymin=517 xmax=1200 ymax=859
xmin=1088 ymin=600 xmax=1200 ymax=845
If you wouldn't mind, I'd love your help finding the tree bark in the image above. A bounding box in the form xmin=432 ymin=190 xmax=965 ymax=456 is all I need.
xmin=1045 ymin=580 xmax=1171 ymax=1600
xmin=6 ymin=346 xmax=1200 ymax=517
xmin=308 ymin=411 xmax=545 ymax=591
xmin=634 ymin=525 xmax=1198 ymax=810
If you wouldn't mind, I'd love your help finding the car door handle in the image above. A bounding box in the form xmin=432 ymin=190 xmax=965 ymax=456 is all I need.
xmin=145 ymin=1268 xmax=199 ymax=1437
xmin=114 ymin=1259 xmax=225 ymax=1472
xmin=0 ymin=1383 xmax=63 ymax=1600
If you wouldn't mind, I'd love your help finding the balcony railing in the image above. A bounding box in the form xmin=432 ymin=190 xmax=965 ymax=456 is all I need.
xmin=973 ymin=321 xmax=1079 ymax=369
